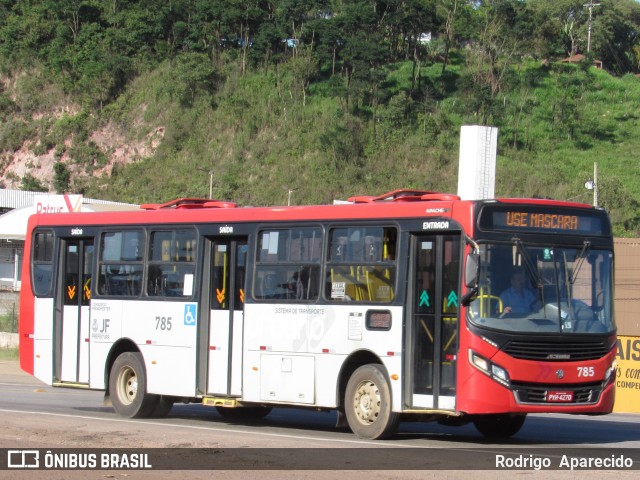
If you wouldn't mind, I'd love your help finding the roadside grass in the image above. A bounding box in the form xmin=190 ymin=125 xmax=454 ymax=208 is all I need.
xmin=0 ymin=348 xmax=18 ymax=361
xmin=0 ymin=313 xmax=18 ymax=333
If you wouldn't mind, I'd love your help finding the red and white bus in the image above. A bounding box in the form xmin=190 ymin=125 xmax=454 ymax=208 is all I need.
xmin=19 ymin=189 xmax=616 ymax=439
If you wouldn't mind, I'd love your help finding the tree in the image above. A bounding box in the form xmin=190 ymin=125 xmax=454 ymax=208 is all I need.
xmin=221 ymin=0 xmax=272 ymax=74
xmin=0 ymin=1 xmax=57 ymax=67
xmin=465 ymin=1 xmax=522 ymax=97
xmin=160 ymin=52 xmax=218 ymax=107
xmin=332 ymin=0 xmax=391 ymax=114
xmin=381 ymin=0 xmax=437 ymax=95
xmin=593 ymin=0 xmax=640 ymax=74
xmin=308 ymin=13 xmax=342 ymax=77
xmin=283 ymin=46 xmax=318 ymax=105
xmin=437 ymin=0 xmax=460 ymax=77
xmin=53 ymin=161 xmax=71 ymax=193
xmin=21 ymin=173 xmax=48 ymax=192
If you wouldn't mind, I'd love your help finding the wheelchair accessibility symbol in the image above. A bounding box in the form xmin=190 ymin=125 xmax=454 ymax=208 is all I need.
xmin=184 ymin=304 xmax=197 ymax=326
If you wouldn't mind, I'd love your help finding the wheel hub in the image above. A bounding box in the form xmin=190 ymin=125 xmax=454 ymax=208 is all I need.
xmin=118 ymin=367 xmax=138 ymax=405
xmin=353 ymin=380 xmax=381 ymax=424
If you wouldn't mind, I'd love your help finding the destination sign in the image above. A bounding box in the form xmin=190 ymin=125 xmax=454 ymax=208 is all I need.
xmin=504 ymin=211 xmax=579 ymax=230
xmin=478 ymin=205 xmax=610 ymax=236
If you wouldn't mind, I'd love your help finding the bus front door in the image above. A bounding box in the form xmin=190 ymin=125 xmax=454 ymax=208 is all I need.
xmin=204 ymin=239 xmax=247 ymax=396
xmin=57 ymin=238 xmax=94 ymax=384
xmin=409 ymin=234 xmax=461 ymax=410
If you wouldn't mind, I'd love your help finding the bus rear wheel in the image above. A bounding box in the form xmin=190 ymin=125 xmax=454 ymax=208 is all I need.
xmin=344 ymin=364 xmax=400 ymax=440
xmin=109 ymin=352 xmax=158 ymax=418
xmin=473 ymin=413 xmax=527 ymax=438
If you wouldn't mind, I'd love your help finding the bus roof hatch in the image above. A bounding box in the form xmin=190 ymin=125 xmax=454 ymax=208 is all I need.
xmin=140 ymin=198 xmax=238 ymax=210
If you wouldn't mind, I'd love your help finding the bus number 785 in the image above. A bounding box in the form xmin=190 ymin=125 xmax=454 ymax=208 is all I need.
xmin=156 ymin=316 xmax=173 ymax=331
xmin=577 ymin=366 xmax=595 ymax=377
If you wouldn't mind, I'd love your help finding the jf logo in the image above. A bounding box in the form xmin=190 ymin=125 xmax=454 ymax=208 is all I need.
xmin=92 ymin=318 xmax=110 ymax=333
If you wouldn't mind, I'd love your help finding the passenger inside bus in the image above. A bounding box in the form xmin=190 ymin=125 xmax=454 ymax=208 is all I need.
xmin=282 ymin=267 xmax=316 ymax=300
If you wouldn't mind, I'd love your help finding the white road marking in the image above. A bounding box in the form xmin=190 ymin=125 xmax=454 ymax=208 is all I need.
xmin=0 ymin=408 xmax=422 ymax=447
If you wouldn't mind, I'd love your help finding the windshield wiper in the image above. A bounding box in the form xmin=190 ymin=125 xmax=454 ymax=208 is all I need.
xmin=569 ymin=240 xmax=591 ymax=284
xmin=512 ymin=237 xmax=543 ymax=289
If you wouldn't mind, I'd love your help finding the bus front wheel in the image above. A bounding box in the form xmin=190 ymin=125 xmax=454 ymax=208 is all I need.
xmin=109 ymin=352 xmax=158 ymax=418
xmin=473 ymin=413 xmax=526 ymax=438
xmin=344 ymin=364 xmax=400 ymax=440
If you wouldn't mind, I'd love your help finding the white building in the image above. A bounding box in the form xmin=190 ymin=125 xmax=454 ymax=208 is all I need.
xmin=0 ymin=189 xmax=137 ymax=291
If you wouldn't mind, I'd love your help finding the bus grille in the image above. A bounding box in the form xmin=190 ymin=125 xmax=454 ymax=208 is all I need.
xmin=512 ymin=383 xmax=602 ymax=405
xmin=503 ymin=340 xmax=610 ymax=361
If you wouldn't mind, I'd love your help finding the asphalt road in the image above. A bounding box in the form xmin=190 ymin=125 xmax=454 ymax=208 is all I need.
xmin=0 ymin=359 xmax=639 ymax=479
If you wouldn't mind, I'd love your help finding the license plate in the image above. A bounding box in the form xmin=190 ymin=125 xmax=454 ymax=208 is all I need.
xmin=546 ymin=390 xmax=574 ymax=402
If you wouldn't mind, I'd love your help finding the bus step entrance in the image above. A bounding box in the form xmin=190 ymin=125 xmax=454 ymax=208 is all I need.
xmin=202 ymin=397 xmax=238 ymax=408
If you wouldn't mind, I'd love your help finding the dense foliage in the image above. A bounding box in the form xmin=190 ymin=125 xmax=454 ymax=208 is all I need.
xmin=1 ymin=0 xmax=640 ymax=235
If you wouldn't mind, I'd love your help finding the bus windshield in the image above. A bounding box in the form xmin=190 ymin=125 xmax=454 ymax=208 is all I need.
xmin=468 ymin=241 xmax=614 ymax=334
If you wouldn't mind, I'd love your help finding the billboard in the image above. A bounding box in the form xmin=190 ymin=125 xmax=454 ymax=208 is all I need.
xmin=613 ymin=335 xmax=640 ymax=413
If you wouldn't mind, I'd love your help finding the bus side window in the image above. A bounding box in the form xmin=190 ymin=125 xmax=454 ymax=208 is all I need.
xmin=147 ymin=229 xmax=196 ymax=298
xmin=148 ymin=265 xmax=162 ymax=296
xmin=296 ymin=266 xmax=320 ymax=300
xmin=255 ymin=268 xmax=287 ymax=299
xmin=364 ymin=266 xmax=395 ymax=302
xmin=253 ymin=227 xmax=322 ymax=302
xmin=325 ymin=226 xmax=397 ymax=303
xmin=97 ymin=230 xmax=145 ymax=298
xmin=102 ymin=264 xmax=143 ymax=296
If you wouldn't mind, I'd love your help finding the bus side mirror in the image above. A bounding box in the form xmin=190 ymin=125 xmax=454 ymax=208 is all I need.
xmin=464 ymin=252 xmax=479 ymax=288
xmin=461 ymin=252 xmax=479 ymax=307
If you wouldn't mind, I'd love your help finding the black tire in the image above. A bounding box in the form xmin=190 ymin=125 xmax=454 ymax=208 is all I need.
xmin=344 ymin=364 xmax=400 ymax=440
xmin=215 ymin=406 xmax=272 ymax=419
xmin=473 ymin=413 xmax=527 ymax=438
xmin=109 ymin=352 xmax=159 ymax=418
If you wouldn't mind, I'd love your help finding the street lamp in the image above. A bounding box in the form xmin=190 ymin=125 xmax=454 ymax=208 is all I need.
xmin=287 ymin=188 xmax=297 ymax=206
xmin=584 ymin=162 xmax=598 ymax=207
xmin=197 ymin=168 xmax=213 ymax=199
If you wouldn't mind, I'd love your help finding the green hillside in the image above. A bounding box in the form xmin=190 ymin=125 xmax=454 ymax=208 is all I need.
xmin=1 ymin=1 xmax=640 ymax=235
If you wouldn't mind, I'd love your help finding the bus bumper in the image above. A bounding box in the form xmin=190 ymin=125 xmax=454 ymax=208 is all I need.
xmin=457 ymin=368 xmax=616 ymax=415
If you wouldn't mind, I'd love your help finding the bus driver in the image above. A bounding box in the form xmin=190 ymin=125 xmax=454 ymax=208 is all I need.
xmin=500 ymin=269 xmax=537 ymax=315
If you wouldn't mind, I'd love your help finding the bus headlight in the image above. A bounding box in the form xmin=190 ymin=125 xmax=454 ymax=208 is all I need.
xmin=491 ymin=364 xmax=509 ymax=384
xmin=470 ymin=351 xmax=489 ymax=372
xmin=469 ymin=350 xmax=511 ymax=388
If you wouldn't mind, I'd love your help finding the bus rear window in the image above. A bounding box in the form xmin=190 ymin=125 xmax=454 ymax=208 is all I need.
xmin=32 ymin=231 xmax=54 ymax=296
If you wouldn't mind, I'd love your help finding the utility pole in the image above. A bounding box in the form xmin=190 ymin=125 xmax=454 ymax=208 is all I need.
xmin=584 ymin=162 xmax=598 ymax=207
xmin=593 ymin=161 xmax=598 ymax=207
xmin=197 ymin=168 xmax=213 ymax=199
xmin=584 ymin=0 xmax=600 ymax=53
xmin=287 ymin=188 xmax=296 ymax=206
